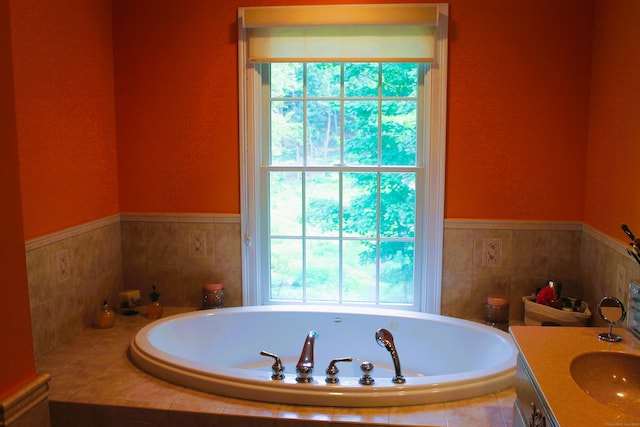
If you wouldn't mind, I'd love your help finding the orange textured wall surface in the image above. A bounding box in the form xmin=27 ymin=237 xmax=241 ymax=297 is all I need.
xmin=0 ymin=0 xmax=35 ymax=399
xmin=446 ymin=1 xmax=592 ymax=220
xmin=114 ymin=0 xmax=241 ymax=214
xmin=114 ymin=0 xmax=593 ymax=221
xmin=584 ymin=0 xmax=640 ymax=239
xmin=11 ymin=0 xmax=636 ymax=238
xmin=11 ymin=0 xmax=119 ymax=240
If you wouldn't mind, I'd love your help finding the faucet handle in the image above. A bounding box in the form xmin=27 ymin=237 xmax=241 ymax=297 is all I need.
xmin=260 ymin=350 xmax=285 ymax=380
xmin=359 ymin=361 xmax=375 ymax=385
xmin=325 ymin=357 xmax=353 ymax=384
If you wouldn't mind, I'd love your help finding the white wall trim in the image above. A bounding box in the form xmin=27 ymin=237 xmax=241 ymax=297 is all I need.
xmin=582 ymin=222 xmax=633 ymax=258
xmin=420 ymin=3 xmax=449 ymax=314
xmin=445 ymin=218 xmax=583 ymax=231
xmin=120 ymin=212 xmax=240 ymax=224
xmin=25 ymin=214 xmax=121 ymax=252
xmin=25 ymin=213 xmax=241 ymax=252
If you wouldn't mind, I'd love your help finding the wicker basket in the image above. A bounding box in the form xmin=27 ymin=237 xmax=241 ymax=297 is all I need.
xmin=522 ymin=296 xmax=591 ymax=326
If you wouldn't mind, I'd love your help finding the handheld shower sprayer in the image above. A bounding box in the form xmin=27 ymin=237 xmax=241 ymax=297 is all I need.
xmin=375 ymin=328 xmax=405 ymax=384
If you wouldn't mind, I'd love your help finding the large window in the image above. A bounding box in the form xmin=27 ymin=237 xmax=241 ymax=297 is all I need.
xmin=239 ymin=5 xmax=448 ymax=312
xmin=266 ymin=62 xmax=423 ymax=307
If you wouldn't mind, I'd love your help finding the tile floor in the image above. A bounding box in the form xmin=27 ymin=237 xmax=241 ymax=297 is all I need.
xmin=38 ymin=307 xmax=515 ymax=427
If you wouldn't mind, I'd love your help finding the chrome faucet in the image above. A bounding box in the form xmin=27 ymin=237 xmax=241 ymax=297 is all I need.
xmin=295 ymin=330 xmax=318 ymax=383
xmin=375 ymin=328 xmax=406 ymax=384
xmin=260 ymin=350 xmax=285 ymax=380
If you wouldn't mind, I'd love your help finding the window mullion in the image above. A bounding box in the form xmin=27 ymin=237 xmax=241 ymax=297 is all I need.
xmin=338 ymin=64 xmax=345 ymax=304
xmin=301 ymin=63 xmax=308 ymax=303
xmin=376 ymin=63 xmax=383 ymax=305
xmin=301 ymin=172 xmax=307 ymax=303
xmin=338 ymin=171 xmax=344 ymax=304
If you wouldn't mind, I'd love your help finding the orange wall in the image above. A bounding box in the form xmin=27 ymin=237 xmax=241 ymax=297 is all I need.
xmin=11 ymin=0 xmax=119 ymax=240
xmin=584 ymin=0 xmax=640 ymax=240
xmin=114 ymin=0 xmax=241 ymax=214
xmin=0 ymin=0 xmax=35 ymax=399
xmin=114 ymin=0 xmax=593 ymax=222
xmin=11 ymin=0 xmax=636 ymax=239
xmin=446 ymin=1 xmax=592 ymax=221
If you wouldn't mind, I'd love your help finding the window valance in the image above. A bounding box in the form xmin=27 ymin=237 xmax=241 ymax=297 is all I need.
xmin=238 ymin=4 xmax=441 ymax=63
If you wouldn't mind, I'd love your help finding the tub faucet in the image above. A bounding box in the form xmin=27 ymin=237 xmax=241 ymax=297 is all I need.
xmin=260 ymin=350 xmax=285 ymax=380
xmin=295 ymin=330 xmax=318 ymax=383
xmin=375 ymin=328 xmax=406 ymax=384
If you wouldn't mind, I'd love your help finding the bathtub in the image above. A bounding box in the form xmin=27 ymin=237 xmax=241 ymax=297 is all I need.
xmin=130 ymin=305 xmax=517 ymax=407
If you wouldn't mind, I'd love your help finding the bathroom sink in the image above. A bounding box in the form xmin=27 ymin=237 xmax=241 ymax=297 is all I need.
xmin=570 ymin=352 xmax=640 ymax=418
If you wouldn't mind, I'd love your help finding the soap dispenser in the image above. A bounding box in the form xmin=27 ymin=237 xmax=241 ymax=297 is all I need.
xmin=147 ymin=285 xmax=163 ymax=319
xmin=94 ymin=299 xmax=115 ymax=329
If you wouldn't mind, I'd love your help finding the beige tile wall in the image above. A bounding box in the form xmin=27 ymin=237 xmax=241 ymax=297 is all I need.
xmin=580 ymin=225 xmax=640 ymax=327
xmin=25 ymin=216 xmax=123 ymax=359
xmin=120 ymin=213 xmax=242 ymax=309
xmin=441 ymin=220 xmax=583 ymax=322
xmin=25 ymin=214 xmax=640 ymax=360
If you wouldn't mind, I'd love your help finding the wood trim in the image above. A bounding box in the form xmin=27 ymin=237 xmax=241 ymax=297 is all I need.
xmin=444 ymin=219 xmax=583 ymax=231
xmin=0 ymin=374 xmax=50 ymax=427
xmin=25 ymin=213 xmax=241 ymax=252
xmin=120 ymin=212 xmax=240 ymax=224
xmin=25 ymin=214 xmax=120 ymax=251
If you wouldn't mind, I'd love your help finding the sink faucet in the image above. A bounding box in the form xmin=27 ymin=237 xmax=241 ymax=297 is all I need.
xmin=295 ymin=330 xmax=318 ymax=383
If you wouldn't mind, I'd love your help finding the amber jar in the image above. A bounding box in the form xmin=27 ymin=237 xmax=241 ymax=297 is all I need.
xmin=95 ymin=300 xmax=115 ymax=329
xmin=147 ymin=301 xmax=163 ymax=319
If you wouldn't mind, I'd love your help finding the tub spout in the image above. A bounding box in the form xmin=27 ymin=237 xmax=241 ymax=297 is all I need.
xmin=295 ymin=330 xmax=318 ymax=383
xmin=375 ymin=328 xmax=406 ymax=384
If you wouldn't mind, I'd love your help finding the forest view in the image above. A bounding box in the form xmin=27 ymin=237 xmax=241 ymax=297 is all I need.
xmin=266 ymin=62 xmax=421 ymax=306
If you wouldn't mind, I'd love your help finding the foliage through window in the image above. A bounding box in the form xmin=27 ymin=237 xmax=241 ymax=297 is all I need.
xmin=263 ymin=63 xmax=425 ymax=307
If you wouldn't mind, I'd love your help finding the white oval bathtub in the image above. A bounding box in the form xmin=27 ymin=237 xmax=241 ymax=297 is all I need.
xmin=130 ymin=305 xmax=517 ymax=407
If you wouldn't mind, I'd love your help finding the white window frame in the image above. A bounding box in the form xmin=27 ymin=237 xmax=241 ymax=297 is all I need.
xmin=238 ymin=4 xmax=448 ymax=313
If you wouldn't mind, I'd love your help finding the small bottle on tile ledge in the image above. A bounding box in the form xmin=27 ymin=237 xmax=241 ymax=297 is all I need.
xmin=147 ymin=285 xmax=163 ymax=319
xmin=202 ymin=282 xmax=224 ymax=309
xmin=94 ymin=299 xmax=115 ymax=329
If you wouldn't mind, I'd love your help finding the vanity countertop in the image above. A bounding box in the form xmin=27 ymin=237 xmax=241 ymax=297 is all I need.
xmin=510 ymin=326 xmax=640 ymax=427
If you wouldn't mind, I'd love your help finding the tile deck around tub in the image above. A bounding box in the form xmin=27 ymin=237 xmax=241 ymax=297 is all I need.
xmin=37 ymin=307 xmax=515 ymax=427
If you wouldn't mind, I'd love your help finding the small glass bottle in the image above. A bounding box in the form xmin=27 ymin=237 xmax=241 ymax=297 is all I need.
xmin=147 ymin=285 xmax=163 ymax=319
xmin=95 ymin=299 xmax=115 ymax=329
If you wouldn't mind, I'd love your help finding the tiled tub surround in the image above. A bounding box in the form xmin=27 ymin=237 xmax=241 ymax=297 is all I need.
xmin=25 ymin=214 xmax=640 ymax=425
xmin=25 ymin=213 xmax=243 ymax=360
xmin=26 ymin=215 xmax=123 ymax=359
xmin=441 ymin=220 xmax=583 ymax=322
xmin=120 ymin=213 xmax=243 ymax=308
xmin=41 ymin=307 xmax=516 ymax=427
xmin=26 ymin=214 xmax=640 ymax=363
xmin=579 ymin=224 xmax=640 ymax=327
xmin=442 ymin=220 xmax=640 ymax=325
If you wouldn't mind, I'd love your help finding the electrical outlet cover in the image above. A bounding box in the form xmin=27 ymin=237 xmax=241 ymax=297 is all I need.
xmin=616 ymin=264 xmax=626 ymax=298
xmin=56 ymin=249 xmax=70 ymax=283
xmin=189 ymin=231 xmax=206 ymax=257
xmin=483 ymin=238 xmax=502 ymax=267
